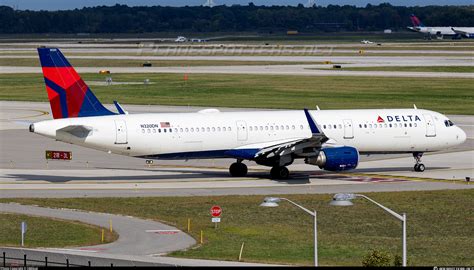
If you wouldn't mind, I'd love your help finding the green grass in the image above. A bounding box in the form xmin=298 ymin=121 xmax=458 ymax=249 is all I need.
xmin=0 ymin=212 xmax=117 ymax=248
xmin=2 ymin=189 xmax=473 ymax=265
xmin=338 ymin=66 xmax=474 ymax=73
xmin=0 ymin=58 xmax=325 ymax=67
xmin=0 ymin=73 xmax=472 ymax=115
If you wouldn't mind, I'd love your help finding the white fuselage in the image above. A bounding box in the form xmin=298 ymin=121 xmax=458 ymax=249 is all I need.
xmin=413 ymin=26 xmax=474 ymax=37
xmin=31 ymin=108 xmax=466 ymax=163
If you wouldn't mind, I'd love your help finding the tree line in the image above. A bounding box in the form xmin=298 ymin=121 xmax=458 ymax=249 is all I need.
xmin=0 ymin=3 xmax=473 ymax=34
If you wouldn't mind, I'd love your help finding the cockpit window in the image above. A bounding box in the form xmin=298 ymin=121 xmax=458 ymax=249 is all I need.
xmin=444 ymin=120 xmax=455 ymax=127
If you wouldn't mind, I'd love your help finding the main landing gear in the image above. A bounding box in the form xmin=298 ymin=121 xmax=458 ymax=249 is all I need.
xmin=229 ymin=161 xmax=290 ymax=180
xmin=270 ymin=166 xmax=290 ymax=180
xmin=229 ymin=161 xmax=248 ymax=177
xmin=413 ymin=152 xmax=425 ymax=172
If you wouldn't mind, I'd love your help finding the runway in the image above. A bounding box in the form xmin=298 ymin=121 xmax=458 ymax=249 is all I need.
xmin=1 ymin=101 xmax=472 ymax=198
xmin=2 ymin=64 xmax=473 ymax=78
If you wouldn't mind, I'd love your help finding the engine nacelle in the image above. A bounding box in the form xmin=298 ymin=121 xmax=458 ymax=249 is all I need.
xmin=305 ymin=146 xmax=359 ymax=171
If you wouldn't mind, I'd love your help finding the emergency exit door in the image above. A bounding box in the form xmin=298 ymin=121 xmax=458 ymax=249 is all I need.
xmin=343 ymin=119 xmax=354 ymax=139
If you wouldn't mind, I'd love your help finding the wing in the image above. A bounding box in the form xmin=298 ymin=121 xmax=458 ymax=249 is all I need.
xmin=226 ymin=109 xmax=329 ymax=166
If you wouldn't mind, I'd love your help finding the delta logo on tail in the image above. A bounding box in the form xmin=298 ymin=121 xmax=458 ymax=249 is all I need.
xmin=377 ymin=116 xmax=384 ymax=123
xmin=38 ymin=47 xmax=115 ymax=119
xmin=410 ymin=14 xmax=424 ymax=27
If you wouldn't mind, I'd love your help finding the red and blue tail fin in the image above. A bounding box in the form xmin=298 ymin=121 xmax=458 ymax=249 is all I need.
xmin=38 ymin=47 xmax=115 ymax=119
xmin=410 ymin=14 xmax=424 ymax=27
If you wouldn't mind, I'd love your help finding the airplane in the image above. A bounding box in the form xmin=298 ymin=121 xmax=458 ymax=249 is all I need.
xmin=360 ymin=40 xmax=373 ymax=44
xmin=408 ymin=14 xmax=474 ymax=39
xmin=29 ymin=47 xmax=467 ymax=179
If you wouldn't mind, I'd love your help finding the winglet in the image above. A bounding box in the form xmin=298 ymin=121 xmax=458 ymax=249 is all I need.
xmin=304 ymin=109 xmax=321 ymax=134
xmin=114 ymin=101 xmax=127 ymax=115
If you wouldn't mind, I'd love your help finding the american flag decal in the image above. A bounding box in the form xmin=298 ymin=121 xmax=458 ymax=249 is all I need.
xmin=160 ymin=122 xmax=170 ymax=128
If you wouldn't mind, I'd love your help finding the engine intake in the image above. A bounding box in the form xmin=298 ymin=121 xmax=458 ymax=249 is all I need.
xmin=305 ymin=146 xmax=359 ymax=171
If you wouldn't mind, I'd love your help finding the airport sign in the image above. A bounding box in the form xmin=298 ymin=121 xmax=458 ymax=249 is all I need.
xmin=212 ymin=218 xmax=221 ymax=223
xmin=210 ymin=206 xmax=222 ymax=217
xmin=46 ymin=150 xmax=72 ymax=160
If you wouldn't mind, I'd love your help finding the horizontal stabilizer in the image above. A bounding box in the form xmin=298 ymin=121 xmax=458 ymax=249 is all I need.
xmin=57 ymin=125 xmax=92 ymax=138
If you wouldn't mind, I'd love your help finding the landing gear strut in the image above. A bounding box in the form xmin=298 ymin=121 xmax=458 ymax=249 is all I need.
xmin=270 ymin=166 xmax=290 ymax=180
xmin=413 ymin=152 xmax=425 ymax=172
xmin=229 ymin=161 xmax=248 ymax=177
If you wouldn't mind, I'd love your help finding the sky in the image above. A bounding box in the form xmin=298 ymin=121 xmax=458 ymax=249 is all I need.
xmin=1 ymin=0 xmax=472 ymax=10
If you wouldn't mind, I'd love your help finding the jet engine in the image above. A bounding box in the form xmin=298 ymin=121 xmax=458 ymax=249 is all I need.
xmin=305 ymin=146 xmax=359 ymax=171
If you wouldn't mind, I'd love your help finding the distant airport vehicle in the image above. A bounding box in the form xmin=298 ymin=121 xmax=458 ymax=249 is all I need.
xmin=360 ymin=40 xmax=374 ymax=44
xmin=30 ymin=48 xmax=466 ymax=179
xmin=175 ymin=36 xmax=187 ymax=42
xmin=408 ymin=14 xmax=474 ymax=39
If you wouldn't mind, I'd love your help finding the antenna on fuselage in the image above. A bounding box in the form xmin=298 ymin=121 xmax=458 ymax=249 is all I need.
xmin=413 ymin=104 xmax=418 ymax=109
xmin=316 ymin=105 xmax=321 ymax=110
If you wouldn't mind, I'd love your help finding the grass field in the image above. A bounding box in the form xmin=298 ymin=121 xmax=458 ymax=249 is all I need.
xmin=0 ymin=58 xmax=326 ymax=67
xmin=2 ymin=189 xmax=473 ymax=266
xmin=0 ymin=73 xmax=472 ymax=115
xmin=339 ymin=66 xmax=474 ymax=73
xmin=0 ymin=212 xmax=117 ymax=248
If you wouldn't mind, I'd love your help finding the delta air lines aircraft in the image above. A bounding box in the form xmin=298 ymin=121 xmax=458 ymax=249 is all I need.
xmin=29 ymin=48 xmax=467 ymax=179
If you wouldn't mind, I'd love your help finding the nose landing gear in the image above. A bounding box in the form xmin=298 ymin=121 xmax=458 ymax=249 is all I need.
xmin=413 ymin=152 xmax=425 ymax=172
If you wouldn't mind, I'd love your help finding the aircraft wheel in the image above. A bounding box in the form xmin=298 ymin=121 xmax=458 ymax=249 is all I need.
xmin=417 ymin=164 xmax=425 ymax=172
xmin=270 ymin=166 xmax=289 ymax=179
xmin=229 ymin=162 xmax=247 ymax=177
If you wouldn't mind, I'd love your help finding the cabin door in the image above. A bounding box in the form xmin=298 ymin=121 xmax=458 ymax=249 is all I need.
xmin=423 ymin=114 xmax=436 ymax=137
xmin=343 ymin=119 xmax=354 ymax=139
xmin=114 ymin=120 xmax=128 ymax=144
xmin=236 ymin=120 xmax=248 ymax=141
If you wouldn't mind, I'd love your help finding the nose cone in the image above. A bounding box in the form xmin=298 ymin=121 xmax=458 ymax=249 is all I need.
xmin=458 ymin=128 xmax=467 ymax=144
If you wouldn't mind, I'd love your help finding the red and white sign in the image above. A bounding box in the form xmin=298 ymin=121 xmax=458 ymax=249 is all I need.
xmin=210 ymin=205 xmax=222 ymax=217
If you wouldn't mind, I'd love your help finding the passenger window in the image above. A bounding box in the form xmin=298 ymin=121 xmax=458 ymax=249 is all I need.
xmin=185 ymin=128 xmax=189 ymax=132
xmin=374 ymin=124 xmax=377 ymax=129
xmin=164 ymin=129 xmax=167 ymax=133
xmin=223 ymin=127 xmax=226 ymax=131
xmin=339 ymin=124 xmax=342 ymax=129
xmin=218 ymin=127 xmax=221 ymax=132
xmin=300 ymin=125 xmax=304 ymax=130
xmin=369 ymin=124 xmax=372 ymax=128
xmin=174 ymin=128 xmax=178 ymax=133
xmin=328 ymin=125 xmax=332 ymax=129
xmin=180 ymin=128 xmax=183 ymax=132
xmin=147 ymin=129 xmax=151 ymax=133
xmin=207 ymin=127 xmax=210 ymax=132
xmin=158 ymin=129 xmax=161 ymax=133
xmin=275 ymin=126 xmax=279 ymax=130
xmin=170 ymin=129 xmax=172 ymax=133
xmin=265 ymin=126 xmax=268 ymax=130
xmin=212 ymin=127 xmax=215 ymax=132
xmin=384 ymin=124 xmax=387 ymax=128
xmin=142 ymin=129 xmax=145 ymax=133
xmin=190 ymin=128 xmax=194 ymax=132
xmin=323 ymin=125 xmax=327 ymax=129
xmin=364 ymin=124 xmax=367 ymax=128
xmin=286 ymin=125 xmax=289 ymax=130
xmin=228 ymin=127 xmax=232 ymax=131
xmin=270 ymin=126 xmax=274 ymax=130
xmin=359 ymin=124 xmax=362 ymax=128
xmin=281 ymin=125 xmax=284 ymax=130
xmin=414 ymin=123 xmax=417 ymax=127
xmin=292 ymin=125 xmax=295 ymax=130
xmin=409 ymin=123 xmax=412 ymax=127
xmin=389 ymin=124 xmax=392 ymax=128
